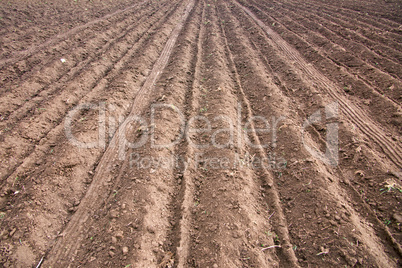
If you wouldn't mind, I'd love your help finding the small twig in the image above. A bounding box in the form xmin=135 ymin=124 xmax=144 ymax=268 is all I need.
xmin=320 ymin=225 xmax=329 ymax=231
xmin=261 ymin=245 xmax=281 ymax=251
xmin=35 ymin=256 xmax=44 ymax=268
xmin=268 ymin=212 xmax=275 ymax=221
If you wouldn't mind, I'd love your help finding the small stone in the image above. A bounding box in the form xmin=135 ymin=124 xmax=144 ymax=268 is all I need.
xmin=109 ymin=211 xmax=118 ymax=219
xmin=115 ymin=231 xmax=123 ymax=239
xmin=122 ymin=246 xmax=129 ymax=255
xmin=108 ymin=251 xmax=115 ymax=257
xmin=334 ymin=215 xmax=341 ymax=221
xmin=213 ymin=264 xmax=218 ymax=268
xmin=111 ymin=236 xmax=117 ymax=244
xmin=346 ymin=256 xmax=357 ymax=266
xmin=68 ymin=207 xmax=75 ymax=213
xmin=9 ymin=228 xmax=16 ymax=237
xmin=329 ymin=220 xmax=337 ymax=226
xmin=392 ymin=213 xmax=402 ymax=223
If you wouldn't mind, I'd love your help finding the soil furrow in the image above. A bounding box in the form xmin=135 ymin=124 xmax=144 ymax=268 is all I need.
xmin=274 ymin=0 xmax=402 ymax=66
xmin=246 ymin=0 xmax=401 ymax=112
xmin=272 ymin=0 xmax=402 ymax=61
xmin=0 ymin=1 xmax=187 ymax=265
xmin=283 ymin=0 xmax=402 ymax=35
xmin=220 ymin=1 xmax=400 ymax=265
xmin=258 ymin=0 xmax=402 ymax=77
xmin=0 ymin=0 xmax=401 ymax=266
xmin=43 ymin=0 xmax=195 ymax=265
xmin=0 ymin=0 xmax=168 ymax=124
xmin=217 ymin=4 xmax=300 ymax=266
xmin=175 ymin=1 xmax=283 ymax=266
xmin=235 ymin=0 xmax=402 ymax=169
xmin=166 ymin=2 xmax=206 ymax=267
xmin=0 ymin=0 xmax=145 ymax=60
xmin=0 ymin=0 xmax=182 ymax=185
xmin=0 ymin=0 xmax=148 ymax=68
xmin=0 ymin=0 xmax=154 ymax=94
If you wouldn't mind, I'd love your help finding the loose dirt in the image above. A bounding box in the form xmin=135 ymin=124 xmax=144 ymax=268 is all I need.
xmin=0 ymin=0 xmax=401 ymax=267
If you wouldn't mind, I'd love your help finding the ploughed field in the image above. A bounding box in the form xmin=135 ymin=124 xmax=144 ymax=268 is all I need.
xmin=0 ymin=0 xmax=401 ymax=267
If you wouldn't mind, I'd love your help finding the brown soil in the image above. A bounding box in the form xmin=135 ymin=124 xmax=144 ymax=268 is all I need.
xmin=0 ymin=0 xmax=401 ymax=267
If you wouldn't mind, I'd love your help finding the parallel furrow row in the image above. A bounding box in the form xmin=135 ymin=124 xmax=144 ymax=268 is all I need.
xmin=279 ymin=0 xmax=402 ymax=59
xmin=284 ymin=0 xmax=402 ymax=34
xmin=247 ymin=0 xmax=401 ymax=107
xmin=0 ymin=1 xmax=152 ymax=93
xmin=44 ymin=0 xmax=195 ymax=265
xmin=274 ymin=0 xmax=402 ymax=66
xmin=0 ymin=1 xmax=167 ymax=125
xmin=264 ymin=0 xmax=402 ymax=79
xmin=0 ymin=0 xmax=148 ymax=67
xmin=235 ymin=1 xmax=402 ymax=167
xmin=223 ymin=0 xmax=400 ymax=265
xmin=0 ymin=1 xmax=181 ymax=185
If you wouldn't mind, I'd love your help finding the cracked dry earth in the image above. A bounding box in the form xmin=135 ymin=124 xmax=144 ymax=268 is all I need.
xmin=0 ymin=0 xmax=401 ymax=267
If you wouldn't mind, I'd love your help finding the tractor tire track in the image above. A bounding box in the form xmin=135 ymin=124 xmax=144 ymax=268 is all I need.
xmin=220 ymin=1 xmax=400 ymax=265
xmin=284 ymin=0 xmax=402 ymax=36
xmin=273 ymin=0 xmax=402 ymax=67
xmin=234 ymin=0 xmax=402 ymax=169
xmin=216 ymin=3 xmax=300 ymax=266
xmin=179 ymin=1 xmax=282 ymax=266
xmin=247 ymin=0 xmax=402 ymax=108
